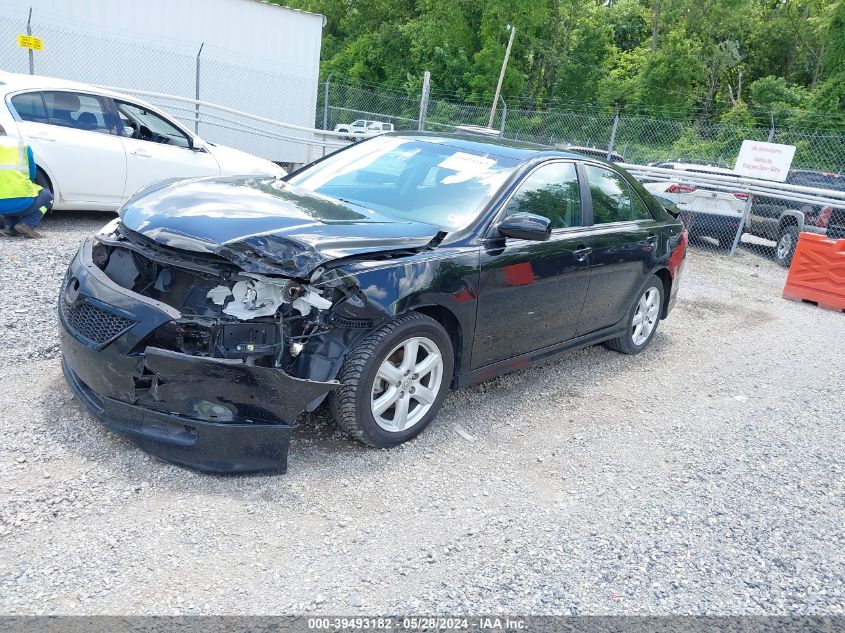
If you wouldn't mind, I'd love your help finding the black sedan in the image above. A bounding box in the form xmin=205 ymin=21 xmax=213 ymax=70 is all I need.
xmin=58 ymin=133 xmax=687 ymax=473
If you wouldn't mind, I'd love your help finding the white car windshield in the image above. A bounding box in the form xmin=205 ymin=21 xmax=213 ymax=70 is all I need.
xmin=287 ymin=136 xmax=520 ymax=230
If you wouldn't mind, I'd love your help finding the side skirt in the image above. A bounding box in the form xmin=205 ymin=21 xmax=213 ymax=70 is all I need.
xmin=456 ymin=323 xmax=627 ymax=389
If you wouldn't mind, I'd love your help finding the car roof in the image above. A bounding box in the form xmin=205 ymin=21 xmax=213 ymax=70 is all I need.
xmin=389 ymin=131 xmax=601 ymax=163
xmin=453 ymin=125 xmax=501 ymax=136
xmin=564 ymin=146 xmax=624 ymax=160
xmin=658 ymin=162 xmax=738 ymax=176
xmin=0 ymin=71 xmax=155 ymax=106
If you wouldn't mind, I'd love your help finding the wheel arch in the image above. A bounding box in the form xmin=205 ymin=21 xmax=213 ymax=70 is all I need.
xmin=34 ymin=165 xmax=51 ymax=187
xmin=778 ymin=211 xmax=803 ymax=232
xmin=411 ymin=304 xmax=464 ymax=388
xmin=653 ymin=267 xmax=673 ymax=319
xmin=35 ymin=164 xmax=57 ymax=198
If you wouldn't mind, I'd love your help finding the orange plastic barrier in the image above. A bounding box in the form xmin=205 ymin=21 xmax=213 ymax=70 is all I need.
xmin=782 ymin=232 xmax=845 ymax=312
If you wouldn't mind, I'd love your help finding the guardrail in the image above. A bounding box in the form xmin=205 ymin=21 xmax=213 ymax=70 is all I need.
xmin=101 ymin=86 xmax=351 ymax=152
xmin=622 ymin=164 xmax=845 ymax=208
xmin=621 ymin=163 xmax=845 ymax=257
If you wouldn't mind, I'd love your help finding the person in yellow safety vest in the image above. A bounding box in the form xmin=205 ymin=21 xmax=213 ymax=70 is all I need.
xmin=0 ymin=124 xmax=53 ymax=238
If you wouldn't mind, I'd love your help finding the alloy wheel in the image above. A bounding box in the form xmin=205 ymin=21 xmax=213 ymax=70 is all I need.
xmin=370 ymin=336 xmax=444 ymax=433
xmin=632 ymin=287 xmax=660 ymax=346
xmin=777 ymin=233 xmax=793 ymax=261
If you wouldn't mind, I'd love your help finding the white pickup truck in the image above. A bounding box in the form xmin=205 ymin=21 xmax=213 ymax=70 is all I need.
xmin=333 ymin=119 xmax=394 ymax=141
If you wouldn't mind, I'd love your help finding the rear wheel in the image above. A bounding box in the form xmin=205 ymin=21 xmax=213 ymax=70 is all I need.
xmin=330 ymin=313 xmax=454 ymax=447
xmin=35 ymin=168 xmax=53 ymax=196
xmin=604 ymin=276 xmax=664 ymax=355
xmin=775 ymin=224 xmax=799 ymax=268
xmin=34 ymin=169 xmax=54 ymax=218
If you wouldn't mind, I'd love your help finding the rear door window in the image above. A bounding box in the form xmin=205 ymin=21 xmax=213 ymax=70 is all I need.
xmin=586 ymin=164 xmax=652 ymax=224
xmin=10 ymin=92 xmax=48 ymax=124
xmin=40 ymin=91 xmax=117 ymax=134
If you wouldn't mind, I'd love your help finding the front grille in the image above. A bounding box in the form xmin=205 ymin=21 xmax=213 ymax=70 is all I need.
xmin=60 ymin=300 xmax=135 ymax=348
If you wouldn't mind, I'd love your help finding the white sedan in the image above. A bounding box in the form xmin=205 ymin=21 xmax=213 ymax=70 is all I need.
xmin=0 ymin=72 xmax=286 ymax=211
xmin=643 ymin=163 xmax=750 ymax=246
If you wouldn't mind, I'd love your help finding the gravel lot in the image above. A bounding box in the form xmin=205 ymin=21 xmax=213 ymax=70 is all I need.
xmin=1 ymin=211 xmax=843 ymax=616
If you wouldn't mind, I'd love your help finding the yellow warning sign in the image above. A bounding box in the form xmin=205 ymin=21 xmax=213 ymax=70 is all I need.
xmin=17 ymin=35 xmax=43 ymax=51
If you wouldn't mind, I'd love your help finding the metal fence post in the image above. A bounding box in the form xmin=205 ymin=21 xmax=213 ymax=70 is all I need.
xmin=418 ymin=71 xmax=430 ymax=131
xmin=194 ymin=42 xmax=204 ymax=134
xmin=499 ymin=96 xmax=507 ymax=138
xmin=729 ymin=191 xmax=754 ymax=256
xmin=323 ymin=77 xmax=330 ymax=131
xmin=321 ymin=73 xmax=332 ymax=157
xmin=26 ymin=8 xmax=34 ymax=75
xmin=607 ymin=105 xmax=620 ymax=160
xmin=767 ymin=113 xmax=775 ymax=143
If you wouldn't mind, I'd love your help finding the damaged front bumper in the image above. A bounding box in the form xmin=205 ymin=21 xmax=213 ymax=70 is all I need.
xmin=58 ymin=238 xmax=337 ymax=474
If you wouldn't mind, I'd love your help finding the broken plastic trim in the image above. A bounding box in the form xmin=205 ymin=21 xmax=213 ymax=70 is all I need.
xmin=208 ymin=273 xmax=334 ymax=320
xmin=142 ymin=346 xmax=338 ymax=425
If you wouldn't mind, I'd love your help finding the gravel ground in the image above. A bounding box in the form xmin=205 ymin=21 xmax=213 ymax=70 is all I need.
xmin=1 ymin=211 xmax=843 ymax=616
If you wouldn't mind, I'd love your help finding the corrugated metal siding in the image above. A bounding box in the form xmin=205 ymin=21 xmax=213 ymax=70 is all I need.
xmin=0 ymin=0 xmax=323 ymax=161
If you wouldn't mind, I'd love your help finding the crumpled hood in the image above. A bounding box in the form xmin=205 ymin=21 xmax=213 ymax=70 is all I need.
xmin=119 ymin=176 xmax=442 ymax=277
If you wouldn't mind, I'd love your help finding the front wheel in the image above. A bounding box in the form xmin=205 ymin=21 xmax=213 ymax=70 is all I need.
xmin=330 ymin=313 xmax=454 ymax=447
xmin=604 ymin=276 xmax=664 ymax=355
xmin=775 ymin=225 xmax=799 ymax=268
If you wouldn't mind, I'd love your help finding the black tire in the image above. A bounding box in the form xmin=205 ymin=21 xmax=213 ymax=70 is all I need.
xmin=774 ymin=224 xmax=799 ymax=268
xmin=604 ymin=275 xmax=664 ymax=355
xmin=35 ymin=168 xmax=52 ymax=195
xmin=329 ymin=312 xmax=454 ymax=448
xmin=34 ymin=169 xmax=55 ymax=217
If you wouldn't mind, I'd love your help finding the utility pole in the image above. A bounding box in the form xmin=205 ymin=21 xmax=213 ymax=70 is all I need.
xmin=607 ymin=105 xmax=620 ymax=160
xmin=418 ymin=70 xmax=431 ymax=131
xmin=488 ymin=25 xmax=515 ymax=129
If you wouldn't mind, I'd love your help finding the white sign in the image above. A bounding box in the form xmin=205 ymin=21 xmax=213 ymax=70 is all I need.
xmin=438 ymin=151 xmax=496 ymax=174
xmin=734 ymin=140 xmax=796 ymax=182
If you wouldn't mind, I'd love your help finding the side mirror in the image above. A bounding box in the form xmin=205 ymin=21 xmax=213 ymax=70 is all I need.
xmin=497 ymin=212 xmax=552 ymax=241
xmin=189 ymin=137 xmax=206 ymax=152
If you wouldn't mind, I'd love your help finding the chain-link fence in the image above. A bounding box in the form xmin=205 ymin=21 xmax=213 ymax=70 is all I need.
xmin=320 ymin=78 xmax=845 ymax=269
xmin=320 ymin=78 xmax=845 ymax=173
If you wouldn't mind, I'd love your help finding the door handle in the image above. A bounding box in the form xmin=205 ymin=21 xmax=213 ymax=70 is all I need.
xmin=29 ymin=133 xmax=56 ymax=142
xmin=131 ymin=148 xmax=152 ymax=157
xmin=573 ymin=246 xmax=592 ymax=262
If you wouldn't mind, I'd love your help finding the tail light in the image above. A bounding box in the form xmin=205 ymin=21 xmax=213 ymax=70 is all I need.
xmin=733 ymin=192 xmax=753 ymax=202
xmin=817 ymin=206 xmax=833 ymax=228
xmin=667 ymin=184 xmax=696 ymax=194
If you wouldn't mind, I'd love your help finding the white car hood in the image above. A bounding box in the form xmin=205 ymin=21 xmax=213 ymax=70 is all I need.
xmin=205 ymin=143 xmax=287 ymax=178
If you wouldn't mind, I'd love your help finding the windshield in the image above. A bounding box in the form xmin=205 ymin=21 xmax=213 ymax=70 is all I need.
xmin=287 ymin=136 xmax=521 ymax=230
